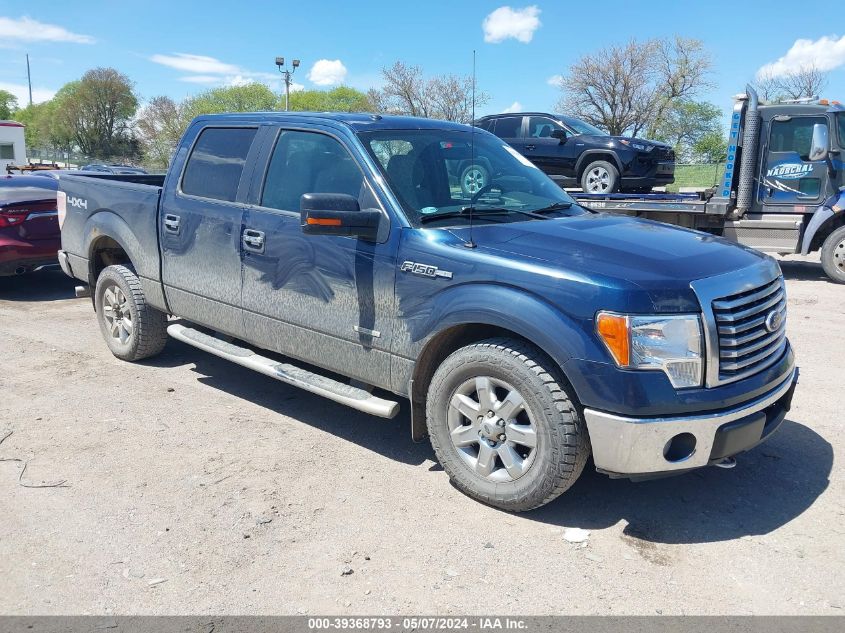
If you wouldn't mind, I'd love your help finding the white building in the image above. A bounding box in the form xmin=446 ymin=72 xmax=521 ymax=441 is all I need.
xmin=0 ymin=121 xmax=26 ymax=173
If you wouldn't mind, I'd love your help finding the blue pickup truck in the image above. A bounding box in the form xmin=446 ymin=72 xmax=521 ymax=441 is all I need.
xmin=57 ymin=113 xmax=798 ymax=511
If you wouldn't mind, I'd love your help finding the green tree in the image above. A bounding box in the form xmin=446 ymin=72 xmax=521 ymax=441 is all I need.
xmin=181 ymin=82 xmax=279 ymax=121
xmin=0 ymin=89 xmax=18 ymax=119
xmin=653 ymin=100 xmax=725 ymax=162
xmin=136 ymin=96 xmax=183 ymax=168
xmin=289 ymin=86 xmax=372 ymax=112
xmin=58 ymin=68 xmax=139 ymax=157
xmin=692 ymin=130 xmax=728 ymax=163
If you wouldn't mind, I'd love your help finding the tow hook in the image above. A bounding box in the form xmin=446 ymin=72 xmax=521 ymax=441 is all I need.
xmin=713 ymin=456 xmax=737 ymax=469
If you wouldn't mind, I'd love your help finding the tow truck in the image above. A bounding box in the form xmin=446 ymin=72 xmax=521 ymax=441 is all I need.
xmin=573 ymin=86 xmax=845 ymax=282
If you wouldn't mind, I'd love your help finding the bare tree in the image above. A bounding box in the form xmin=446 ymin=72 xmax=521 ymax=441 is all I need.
xmin=135 ymin=96 xmax=183 ymax=167
xmin=556 ymin=37 xmax=712 ymax=137
xmin=368 ymin=61 xmax=489 ymax=123
xmin=755 ymin=65 xmax=829 ymax=101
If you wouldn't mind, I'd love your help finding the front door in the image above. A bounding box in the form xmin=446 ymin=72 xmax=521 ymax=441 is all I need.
xmin=239 ymin=126 xmax=397 ymax=389
xmin=523 ymin=115 xmax=577 ymax=179
xmin=759 ymin=115 xmax=829 ymax=209
xmin=159 ymin=125 xmax=259 ymax=338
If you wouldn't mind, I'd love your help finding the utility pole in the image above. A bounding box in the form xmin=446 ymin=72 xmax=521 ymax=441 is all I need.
xmin=26 ymin=54 xmax=33 ymax=106
xmin=275 ymin=57 xmax=300 ymax=111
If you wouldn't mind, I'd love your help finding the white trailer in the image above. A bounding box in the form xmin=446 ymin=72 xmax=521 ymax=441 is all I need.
xmin=0 ymin=121 xmax=26 ymax=173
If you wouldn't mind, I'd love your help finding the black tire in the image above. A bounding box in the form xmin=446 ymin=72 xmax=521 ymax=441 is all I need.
xmin=580 ymin=160 xmax=619 ymax=193
xmin=459 ymin=163 xmax=490 ymax=197
xmin=426 ymin=338 xmax=590 ymax=511
xmin=95 ymin=264 xmax=168 ymax=361
xmin=820 ymin=225 xmax=845 ymax=284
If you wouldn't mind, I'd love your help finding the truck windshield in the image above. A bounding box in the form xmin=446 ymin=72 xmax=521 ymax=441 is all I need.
xmin=357 ymin=129 xmax=584 ymax=228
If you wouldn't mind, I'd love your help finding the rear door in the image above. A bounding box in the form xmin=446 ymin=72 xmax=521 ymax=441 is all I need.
xmin=159 ymin=125 xmax=260 ymax=338
xmin=759 ymin=114 xmax=829 ymax=209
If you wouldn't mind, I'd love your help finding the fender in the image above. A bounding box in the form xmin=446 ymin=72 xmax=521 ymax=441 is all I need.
xmin=574 ymin=149 xmax=622 ymax=176
xmin=800 ymin=190 xmax=845 ymax=255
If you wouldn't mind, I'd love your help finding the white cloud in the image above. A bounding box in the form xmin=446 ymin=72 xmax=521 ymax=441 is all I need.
xmin=179 ymin=75 xmax=221 ymax=84
xmin=307 ymin=59 xmax=348 ymax=86
xmin=0 ymin=81 xmax=55 ymax=105
xmin=150 ymin=53 xmax=241 ymax=75
xmin=483 ymin=6 xmax=541 ymax=44
xmin=0 ymin=16 xmax=94 ymax=44
xmin=757 ymin=34 xmax=845 ymax=78
xmin=546 ymin=74 xmax=564 ymax=87
xmin=502 ymin=101 xmax=523 ymax=113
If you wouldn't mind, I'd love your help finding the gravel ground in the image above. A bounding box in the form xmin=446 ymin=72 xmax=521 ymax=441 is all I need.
xmin=0 ymin=256 xmax=842 ymax=616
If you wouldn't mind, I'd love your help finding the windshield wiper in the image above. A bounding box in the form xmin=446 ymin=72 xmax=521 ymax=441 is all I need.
xmin=531 ymin=201 xmax=573 ymax=214
xmin=466 ymin=206 xmax=552 ymax=220
xmin=419 ymin=208 xmax=509 ymax=224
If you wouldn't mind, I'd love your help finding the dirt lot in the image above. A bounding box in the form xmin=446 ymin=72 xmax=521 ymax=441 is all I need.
xmin=0 ymin=257 xmax=843 ymax=616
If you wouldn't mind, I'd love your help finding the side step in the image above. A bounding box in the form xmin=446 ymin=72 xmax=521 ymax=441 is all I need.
xmin=166 ymin=323 xmax=400 ymax=419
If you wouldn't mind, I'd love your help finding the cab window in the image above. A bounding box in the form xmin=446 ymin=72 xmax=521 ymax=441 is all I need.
xmin=527 ymin=116 xmax=562 ymax=139
xmin=492 ymin=116 xmax=522 ymax=140
xmin=261 ymin=130 xmax=370 ymax=212
xmin=769 ymin=116 xmax=827 ymax=161
xmin=181 ymin=127 xmax=257 ymax=202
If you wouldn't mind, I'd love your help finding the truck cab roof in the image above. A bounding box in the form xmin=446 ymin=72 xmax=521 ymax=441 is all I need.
xmin=191 ymin=111 xmax=474 ymax=133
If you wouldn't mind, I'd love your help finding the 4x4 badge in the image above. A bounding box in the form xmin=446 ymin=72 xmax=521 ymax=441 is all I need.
xmin=400 ymin=261 xmax=453 ymax=279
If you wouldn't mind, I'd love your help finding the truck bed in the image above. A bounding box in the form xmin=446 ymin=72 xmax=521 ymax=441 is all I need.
xmin=58 ymin=173 xmax=165 ymax=304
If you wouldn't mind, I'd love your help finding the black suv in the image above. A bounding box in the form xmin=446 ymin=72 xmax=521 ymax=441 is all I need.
xmin=473 ymin=113 xmax=675 ymax=193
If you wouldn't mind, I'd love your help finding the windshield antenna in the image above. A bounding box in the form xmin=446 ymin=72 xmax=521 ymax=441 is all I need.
xmin=464 ymin=49 xmax=477 ymax=249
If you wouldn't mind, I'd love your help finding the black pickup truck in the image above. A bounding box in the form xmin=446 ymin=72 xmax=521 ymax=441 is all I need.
xmin=57 ymin=112 xmax=797 ymax=511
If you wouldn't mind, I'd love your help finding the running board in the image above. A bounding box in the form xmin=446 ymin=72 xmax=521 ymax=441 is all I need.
xmin=167 ymin=323 xmax=400 ymax=419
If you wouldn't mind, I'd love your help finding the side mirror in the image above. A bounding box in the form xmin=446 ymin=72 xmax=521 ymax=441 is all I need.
xmin=809 ymin=123 xmax=829 ymax=162
xmin=551 ymin=129 xmax=568 ymax=144
xmin=300 ymin=193 xmax=380 ymax=240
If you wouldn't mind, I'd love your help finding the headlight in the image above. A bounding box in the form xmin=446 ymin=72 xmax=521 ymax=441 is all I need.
xmin=596 ymin=312 xmax=703 ymax=388
xmin=619 ymin=139 xmax=653 ymax=152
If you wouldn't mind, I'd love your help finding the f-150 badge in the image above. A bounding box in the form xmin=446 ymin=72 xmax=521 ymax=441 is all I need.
xmin=400 ymin=261 xmax=453 ymax=279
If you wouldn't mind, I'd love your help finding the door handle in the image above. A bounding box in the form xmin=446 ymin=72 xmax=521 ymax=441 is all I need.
xmin=163 ymin=214 xmax=180 ymax=233
xmin=242 ymin=229 xmax=265 ymax=252
xmin=524 ymin=144 xmax=536 ymax=151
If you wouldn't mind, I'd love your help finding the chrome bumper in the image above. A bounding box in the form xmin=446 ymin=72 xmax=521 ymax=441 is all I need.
xmin=57 ymin=250 xmax=73 ymax=278
xmin=583 ymin=364 xmax=797 ymax=476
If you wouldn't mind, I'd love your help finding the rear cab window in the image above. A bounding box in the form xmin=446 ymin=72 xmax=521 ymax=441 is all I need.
xmin=491 ymin=116 xmax=523 ymax=140
xmin=181 ymin=127 xmax=257 ymax=202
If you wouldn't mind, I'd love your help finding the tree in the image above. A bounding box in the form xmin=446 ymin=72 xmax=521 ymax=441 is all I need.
xmin=181 ymin=82 xmax=279 ymax=122
xmin=135 ymin=96 xmax=183 ymax=168
xmin=692 ymin=130 xmax=729 ymax=163
xmin=755 ymin=65 xmax=829 ymax=101
xmin=0 ymin=89 xmax=18 ymax=119
xmin=290 ymin=86 xmax=373 ymax=112
xmin=367 ymin=61 xmax=489 ymax=123
xmin=555 ymin=37 xmax=712 ymax=137
xmin=58 ymin=68 xmax=139 ymax=158
xmin=653 ymin=100 xmax=725 ymax=162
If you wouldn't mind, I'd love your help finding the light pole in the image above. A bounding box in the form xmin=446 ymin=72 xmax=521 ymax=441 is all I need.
xmin=275 ymin=56 xmax=300 ymax=111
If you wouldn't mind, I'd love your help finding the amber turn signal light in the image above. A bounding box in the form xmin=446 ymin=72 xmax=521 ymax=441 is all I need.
xmin=306 ymin=217 xmax=342 ymax=226
xmin=596 ymin=312 xmax=630 ymax=366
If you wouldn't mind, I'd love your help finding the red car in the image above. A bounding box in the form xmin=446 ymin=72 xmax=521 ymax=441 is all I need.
xmin=0 ymin=174 xmax=60 ymax=276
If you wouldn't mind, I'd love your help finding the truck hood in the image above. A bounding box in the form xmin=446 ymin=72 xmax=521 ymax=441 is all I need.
xmin=446 ymin=213 xmax=771 ymax=311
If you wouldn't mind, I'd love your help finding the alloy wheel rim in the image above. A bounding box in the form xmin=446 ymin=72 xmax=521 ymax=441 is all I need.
xmin=447 ymin=376 xmax=538 ymax=483
xmin=586 ymin=166 xmax=611 ymax=192
xmin=102 ymin=284 xmax=133 ymax=345
xmin=463 ymin=168 xmax=486 ymax=195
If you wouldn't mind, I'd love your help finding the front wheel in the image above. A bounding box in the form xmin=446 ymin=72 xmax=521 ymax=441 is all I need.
xmin=820 ymin=225 xmax=845 ymax=284
xmin=580 ymin=160 xmax=619 ymax=193
xmin=95 ymin=264 xmax=169 ymax=361
xmin=426 ymin=338 xmax=590 ymax=511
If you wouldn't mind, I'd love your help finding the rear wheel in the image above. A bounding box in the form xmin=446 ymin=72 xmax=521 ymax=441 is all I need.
xmin=460 ymin=164 xmax=489 ymax=197
xmin=580 ymin=160 xmax=619 ymax=193
xmin=426 ymin=338 xmax=590 ymax=511
xmin=821 ymin=226 xmax=845 ymax=284
xmin=95 ymin=264 xmax=168 ymax=361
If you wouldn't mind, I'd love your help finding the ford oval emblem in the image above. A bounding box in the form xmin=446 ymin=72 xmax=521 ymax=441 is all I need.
xmin=764 ymin=310 xmax=783 ymax=333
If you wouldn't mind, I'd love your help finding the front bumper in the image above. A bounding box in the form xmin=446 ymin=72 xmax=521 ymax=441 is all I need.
xmin=583 ymin=363 xmax=797 ymax=477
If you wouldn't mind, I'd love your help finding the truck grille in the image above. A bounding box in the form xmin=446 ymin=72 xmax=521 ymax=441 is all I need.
xmin=712 ymin=277 xmax=787 ymax=382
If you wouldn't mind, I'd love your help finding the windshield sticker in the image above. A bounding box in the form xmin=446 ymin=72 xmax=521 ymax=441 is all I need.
xmin=502 ymin=144 xmax=539 ymax=169
xmin=421 ymin=207 xmax=439 ymax=215
xmin=765 ymin=163 xmax=812 ymax=180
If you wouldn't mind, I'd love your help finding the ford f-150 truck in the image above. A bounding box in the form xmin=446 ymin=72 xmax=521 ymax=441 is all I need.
xmin=57 ymin=113 xmax=798 ymax=511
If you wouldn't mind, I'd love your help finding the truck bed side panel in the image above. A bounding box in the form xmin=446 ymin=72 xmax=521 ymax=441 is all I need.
xmin=59 ymin=174 xmax=166 ymax=311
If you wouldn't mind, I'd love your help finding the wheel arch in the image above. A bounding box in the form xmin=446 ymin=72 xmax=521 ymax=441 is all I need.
xmin=575 ymin=151 xmax=622 ymax=179
xmin=802 ymin=207 xmax=845 ymax=255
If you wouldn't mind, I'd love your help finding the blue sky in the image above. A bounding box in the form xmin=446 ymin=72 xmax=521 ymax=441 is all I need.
xmin=0 ymin=0 xmax=843 ymax=120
